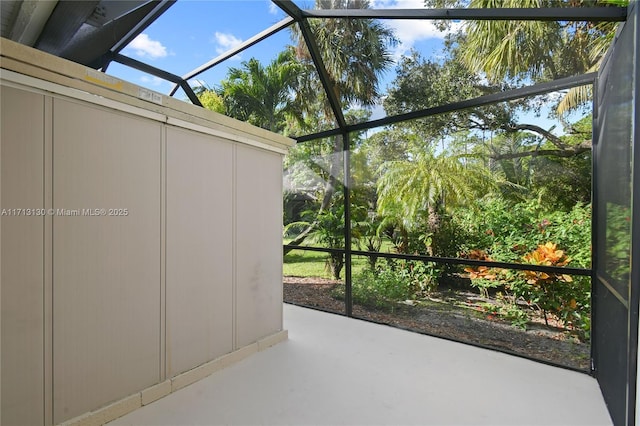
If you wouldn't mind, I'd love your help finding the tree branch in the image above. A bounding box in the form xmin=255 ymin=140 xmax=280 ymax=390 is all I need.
xmin=490 ymin=142 xmax=591 ymax=160
xmin=503 ymin=123 xmax=569 ymax=150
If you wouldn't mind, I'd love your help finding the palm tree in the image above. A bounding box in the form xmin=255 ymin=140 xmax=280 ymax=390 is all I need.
xmin=217 ymin=49 xmax=303 ymax=133
xmin=455 ymin=0 xmax=628 ymax=115
xmin=460 ymin=0 xmax=564 ymax=83
xmin=294 ymin=0 xmax=396 ymax=110
xmin=284 ymin=0 xmax=396 ymax=253
xmin=377 ymin=151 xmax=493 ymax=222
xmin=376 ymin=151 xmax=494 ymax=253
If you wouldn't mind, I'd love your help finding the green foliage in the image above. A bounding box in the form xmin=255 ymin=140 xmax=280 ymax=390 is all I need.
xmin=604 ymin=203 xmax=632 ymax=283
xmin=285 ymin=205 xmax=346 ymax=279
xmin=508 ymin=267 xmax=591 ymax=340
xmin=426 ymin=213 xmax=471 ymax=259
xmin=430 ymin=0 xmax=624 ymax=113
xmin=454 ymin=0 xmax=618 ymax=82
xmin=464 ymin=240 xmax=591 ymax=338
xmin=377 ymin=151 xmax=494 ymax=230
xmin=284 ymin=0 xmax=396 ymax=251
xmin=383 ymin=51 xmax=517 ymax=140
xmin=218 ymin=49 xmax=304 ymax=133
xmin=277 ymin=0 xmax=601 ymax=341
xmin=470 ymin=277 xmax=504 ymax=299
xmin=481 ymin=299 xmax=529 ymax=329
xmin=455 ymin=198 xmax=591 ymax=268
xmin=530 ymin=152 xmax=592 ymax=210
xmin=332 ymin=259 xmax=438 ymax=310
xmin=295 ymin=0 xmax=397 ymax=109
xmin=197 ymin=89 xmax=225 ymax=114
xmin=455 ymin=200 xmax=592 ymax=338
xmin=352 ymin=212 xmax=383 ymax=270
xmin=345 ymin=268 xmax=415 ymax=310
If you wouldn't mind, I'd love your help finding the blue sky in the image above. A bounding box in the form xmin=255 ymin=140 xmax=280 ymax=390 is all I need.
xmin=104 ymin=0 xmax=582 ymax=133
xmin=106 ymin=0 xmax=455 ymax=100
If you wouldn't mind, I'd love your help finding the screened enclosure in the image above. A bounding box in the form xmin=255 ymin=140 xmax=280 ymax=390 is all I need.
xmin=1 ymin=1 xmax=639 ymax=425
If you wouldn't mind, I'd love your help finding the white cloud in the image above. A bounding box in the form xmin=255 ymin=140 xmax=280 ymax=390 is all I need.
xmin=126 ymin=34 xmax=167 ymax=60
xmin=268 ymin=0 xmax=279 ymax=15
xmin=140 ymin=75 xmax=165 ymax=87
xmin=213 ymin=31 xmax=243 ymax=54
xmin=370 ymin=0 xmax=460 ymax=59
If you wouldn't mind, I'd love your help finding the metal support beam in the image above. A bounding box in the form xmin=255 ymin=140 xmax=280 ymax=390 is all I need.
xmin=343 ymin=132 xmax=352 ymax=317
xmin=112 ymin=53 xmax=202 ymax=106
xmin=300 ymin=7 xmax=627 ymax=21
xmin=274 ymin=0 xmax=347 ymax=130
xmin=179 ymin=81 xmax=203 ymax=106
xmin=101 ymin=1 xmax=176 ymax=72
xmin=591 ymin=72 xmax=599 ymax=375
xmin=105 ymin=0 xmax=176 ymax=68
xmin=113 ymin=53 xmax=183 ymax=83
xmin=284 ymin=245 xmax=593 ymax=277
xmin=273 ymin=0 xmax=303 ymax=20
xmin=296 ymin=72 xmax=597 ymax=143
xmin=628 ymin=4 xmax=640 ymax=423
xmin=169 ymin=16 xmax=295 ymax=96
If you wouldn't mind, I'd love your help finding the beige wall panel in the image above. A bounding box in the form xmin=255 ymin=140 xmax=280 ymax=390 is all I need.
xmin=166 ymin=127 xmax=234 ymax=377
xmin=235 ymin=145 xmax=284 ymax=348
xmin=0 ymin=85 xmax=45 ymax=426
xmin=53 ymin=98 xmax=161 ymax=424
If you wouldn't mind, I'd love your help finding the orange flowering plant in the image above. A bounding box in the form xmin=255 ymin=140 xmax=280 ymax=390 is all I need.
xmin=521 ymin=242 xmax=574 ymax=286
xmin=463 ymin=249 xmax=504 ymax=298
xmin=511 ymin=242 xmax=589 ymax=338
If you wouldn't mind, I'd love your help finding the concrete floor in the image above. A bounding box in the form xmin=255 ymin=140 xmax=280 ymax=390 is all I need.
xmin=111 ymin=304 xmax=612 ymax=426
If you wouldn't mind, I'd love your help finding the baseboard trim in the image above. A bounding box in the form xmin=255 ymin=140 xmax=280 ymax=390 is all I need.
xmin=58 ymin=329 xmax=288 ymax=426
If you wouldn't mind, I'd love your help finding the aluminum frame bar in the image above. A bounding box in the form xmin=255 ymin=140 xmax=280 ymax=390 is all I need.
xmin=296 ymin=72 xmax=597 ymax=143
xmin=112 ymin=53 xmax=202 ymax=106
xmin=274 ymin=0 xmax=347 ymax=130
xmin=343 ymin=133 xmax=352 ymax=316
xmin=283 ymin=245 xmax=592 ymax=276
xmin=168 ymin=16 xmax=295 ymax=96
xmin=301 ymin=7 xmax=627 ymax=21
xmin=107 ymin=0 xmax=176 ymax=61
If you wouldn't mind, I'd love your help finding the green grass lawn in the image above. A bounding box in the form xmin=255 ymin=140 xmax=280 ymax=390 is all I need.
xmin=283 ymin=239 xmax=394 ymax=279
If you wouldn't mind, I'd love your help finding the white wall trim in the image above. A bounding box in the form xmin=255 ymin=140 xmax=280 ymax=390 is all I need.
xmin=1 ymin=69 xmax=166 ymax=122
xmin=166 ymin=117 xmax=289 ymax=155
xmin=1 ymin=69 xmax=290 ymax=156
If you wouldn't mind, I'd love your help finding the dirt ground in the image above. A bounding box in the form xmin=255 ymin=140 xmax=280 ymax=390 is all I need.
xmin=283 ymin=276 xmax=590 ymax=371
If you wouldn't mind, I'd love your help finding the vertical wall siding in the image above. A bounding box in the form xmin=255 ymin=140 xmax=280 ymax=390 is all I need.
xmin=0 ymin=80 xmax=286 ymax=425
xmin=235 ymin=145 xmax=284 ymax=348
xmin=0 ymin=85 xmax=46 ymax=426
xmin=52 ymin=99 xmax=162 ymax=424
xmin=165 ymin=126 xmax=234 ymax=377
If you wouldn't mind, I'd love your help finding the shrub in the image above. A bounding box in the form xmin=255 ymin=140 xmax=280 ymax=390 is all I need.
xmin=510 ymin=243 xmax=591 ymax=339
xmin=332 ymin=260 xmax=438 ymax=310
xmin=454 ymin=198 xmax=591 ymax=268
xmin=463 ymin=244 xmax=590 ymax=339
xmin=463 ymin=249 xmax=504 ymax=297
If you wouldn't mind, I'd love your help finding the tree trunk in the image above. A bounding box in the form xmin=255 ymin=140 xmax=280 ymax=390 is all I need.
xmin=329 ymin=253 xmax=344 ymax=280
